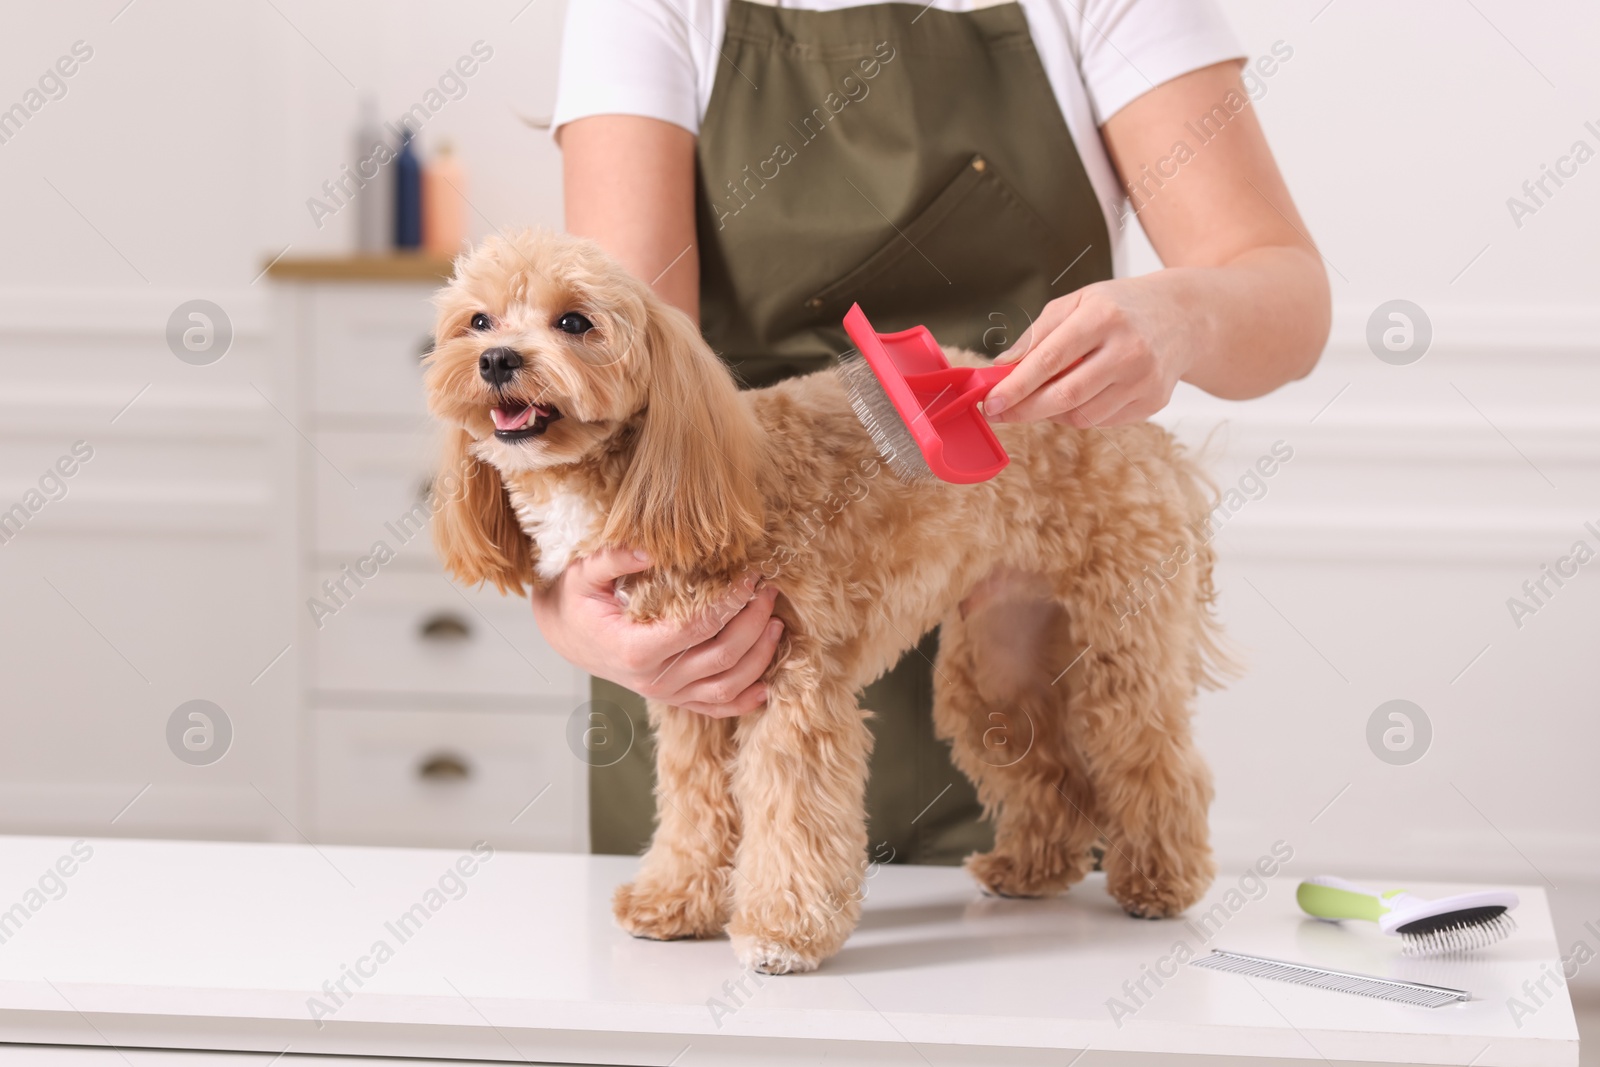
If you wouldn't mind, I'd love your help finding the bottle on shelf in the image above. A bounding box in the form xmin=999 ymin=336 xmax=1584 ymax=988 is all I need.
xmin=352 ymin=100 xmax=392 ymax=259
xmin=393 ymin=130 xmax=423 ymax=250
xmin=353 ymin=97 xmax=393 ymax=255
xmin=423 ymin=142 xmax=468 ymax=258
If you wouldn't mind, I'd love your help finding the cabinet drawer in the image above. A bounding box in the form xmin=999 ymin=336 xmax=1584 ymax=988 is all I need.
xmin=312 ymin=430 xmax=440 ymax=560
xmin=309 ymin=284 xmax=438 ymax=418
xmin=308 ymin=568 xmax=583 ymax=699
xmin=313 ymin=707 xmax=585 ymax=851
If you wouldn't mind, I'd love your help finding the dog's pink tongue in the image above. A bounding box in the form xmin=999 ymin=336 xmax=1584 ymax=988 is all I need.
xmin=492 ymin=404 xmax=533 ymax=431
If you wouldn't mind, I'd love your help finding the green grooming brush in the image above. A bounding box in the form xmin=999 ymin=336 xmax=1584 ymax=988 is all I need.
xmin=1297 ymin=875 xmax=1519 ymax=956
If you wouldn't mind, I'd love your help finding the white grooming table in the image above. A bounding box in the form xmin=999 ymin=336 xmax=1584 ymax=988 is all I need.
xmin=0 ymin=836 xmax=1576 ymax=1066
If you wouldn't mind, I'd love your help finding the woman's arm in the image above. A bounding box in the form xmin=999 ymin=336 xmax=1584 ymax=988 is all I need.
xmin=535 ymin=115 xmax=780 ymax=718
xmin=982 ymin=60 xmax=1331 ymax=425
xmin=561 ymin=114 xmax=702 ymax=321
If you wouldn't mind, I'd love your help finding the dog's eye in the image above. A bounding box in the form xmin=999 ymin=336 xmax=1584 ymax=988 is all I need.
xmin=470 ymin=312 xmax=493 ymax=331
xmin=555 ymin=312 xmax=593 ymax=335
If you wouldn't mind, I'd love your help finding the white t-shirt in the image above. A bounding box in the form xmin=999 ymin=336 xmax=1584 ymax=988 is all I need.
xmin=551 ymin=0 xmax=1244 ymax=251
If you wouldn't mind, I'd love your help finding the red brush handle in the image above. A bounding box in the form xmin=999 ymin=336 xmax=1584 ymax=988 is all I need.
xmin=900 ymin=363 xmax=1014 ymax=426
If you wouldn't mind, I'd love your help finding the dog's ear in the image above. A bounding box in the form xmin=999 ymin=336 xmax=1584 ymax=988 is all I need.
xmin=432 ymin=428 xmax=535 ymax=595
xmin=603 ymin=300 xmax=766 ymax=572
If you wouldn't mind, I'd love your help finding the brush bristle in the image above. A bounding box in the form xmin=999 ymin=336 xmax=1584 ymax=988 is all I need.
xmin=1398 ymin=909 xmax=1517 ymax=956
xmin=836 ymin=353 xmax=934 ymax=483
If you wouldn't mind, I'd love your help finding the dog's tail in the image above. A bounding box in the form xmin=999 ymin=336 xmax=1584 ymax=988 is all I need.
xmin=1174 ymin=426 xmax=1244 ymax=691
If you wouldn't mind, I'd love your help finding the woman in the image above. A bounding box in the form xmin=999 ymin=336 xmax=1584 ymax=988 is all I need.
xmin=541 ymin=0 xmax=1330 ymax=862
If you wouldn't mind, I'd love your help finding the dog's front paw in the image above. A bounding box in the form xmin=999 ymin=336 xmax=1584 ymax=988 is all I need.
xmin=1105 ymin=856 xmax=1214 ymax=919
xmin=729 ymin=931 xmax=823 ymax=975
xmin=613 ymin=878 xmax=727 ymax=941
xmin=727 ymin=897 xmax=855 ymax=975
xmin=965 ymin=845 xmax=1090 ymax=899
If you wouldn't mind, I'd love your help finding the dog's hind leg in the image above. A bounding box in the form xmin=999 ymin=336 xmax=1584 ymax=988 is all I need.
xmin=1061 ymin=587 xmax=1216 ymax=919
xmin=935 ymin=581 xmax=1100 ymax=899
xmin=612 ymin=702 xmax=739 ymax=940
xmin=727 ymin=673 xmax=872 ymax=974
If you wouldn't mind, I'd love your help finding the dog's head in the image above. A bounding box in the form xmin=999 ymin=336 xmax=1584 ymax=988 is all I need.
xmin=424 ymin=229 xmax=765 ymax=594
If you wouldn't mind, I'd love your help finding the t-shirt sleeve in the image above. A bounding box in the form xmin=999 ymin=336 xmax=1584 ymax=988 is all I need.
xmin=549 ymin=0 xmax=701 ymax=138
xmin=1071 ymin=0 xmax=1247 ymax=125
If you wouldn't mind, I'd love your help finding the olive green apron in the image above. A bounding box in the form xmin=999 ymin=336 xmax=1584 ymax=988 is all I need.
xmin=590 ymin=0 xmax=1112 ymax=865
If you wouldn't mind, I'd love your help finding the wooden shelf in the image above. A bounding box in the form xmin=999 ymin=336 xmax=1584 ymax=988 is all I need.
xmin=263 ymin=253 xmax=455 ymax=283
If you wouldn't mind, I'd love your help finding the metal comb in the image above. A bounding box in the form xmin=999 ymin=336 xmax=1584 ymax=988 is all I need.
xmin=1189 ymin=949 xmax=1471 ymax=1007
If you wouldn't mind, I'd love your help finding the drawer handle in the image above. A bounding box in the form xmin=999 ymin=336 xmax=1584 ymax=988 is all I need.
xmin=419 ymin=613 xmax=471 ymax=641
xmin=419 ymin=335 xmax=436 ymax=360
xmin=418 ymin=752 xmax=472 ymax=781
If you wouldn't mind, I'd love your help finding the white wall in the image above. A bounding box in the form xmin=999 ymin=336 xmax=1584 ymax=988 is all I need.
xmin=0 ymin=0 xmax=1596 ymax=976
xmin=0 ymin=0 xmax=565 ymax=289
xmin=1154 ymin=0 xmax=1600 ymax=880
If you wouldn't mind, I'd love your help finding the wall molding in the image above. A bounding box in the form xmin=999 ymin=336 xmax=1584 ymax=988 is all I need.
xmin=1164 ymin=413 xmax=1600 ymax=462
xmin=0 ymin=292 xmax=1593 ymax=352
xmin=0 ymin=382 xmax=280 ymax=440
xmin=1213 ymin=512 xmax=1600 ymax=564
xmin=1327 ymin=302 xmax=1600 ymax=359
xmin=0 ymin=288 xmax=270 ymax=338
xmin=1213 ymin=821 xmax=1600 ymax=888
xmin=0 ymin=480 xmax=274 ymax=537
xmin=0 ymin=783 xmax=290 ymax=842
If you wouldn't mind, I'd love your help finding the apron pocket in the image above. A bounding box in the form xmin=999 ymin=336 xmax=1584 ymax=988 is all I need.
xmin=804 ymin=154 xmax=1081 ymax=356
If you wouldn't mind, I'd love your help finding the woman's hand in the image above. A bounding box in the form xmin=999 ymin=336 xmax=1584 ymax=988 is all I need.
xmin=530 ymin=546 xmax=783 ymax=718
xmin=981 ymin=277 xmax=1194 ymax=428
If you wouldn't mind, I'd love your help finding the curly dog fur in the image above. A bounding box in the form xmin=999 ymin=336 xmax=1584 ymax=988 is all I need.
xmin=425 ymin=229 xmax=1225 ymax=974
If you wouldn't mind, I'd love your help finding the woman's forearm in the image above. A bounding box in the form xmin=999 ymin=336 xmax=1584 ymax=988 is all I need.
xmin=1146 ymin=243 xmax=1331 ymax=401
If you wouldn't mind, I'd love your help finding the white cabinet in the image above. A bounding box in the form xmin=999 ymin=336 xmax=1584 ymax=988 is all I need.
xmin=312 ymin=707 xmax=581 ymax=851
xmin=308 ymin=568 xmax=578 ymax=699
xmin=310 ymin=430 xmax=439 ymax=557
xmin=306 ymin=284 xmax=436 ymax=419
xmin=274 ymin=260 xmax=589 ymax=854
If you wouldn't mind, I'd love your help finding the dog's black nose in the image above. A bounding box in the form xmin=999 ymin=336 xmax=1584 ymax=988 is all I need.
xmin=478 ymin=346 xmax=523 ymax=386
